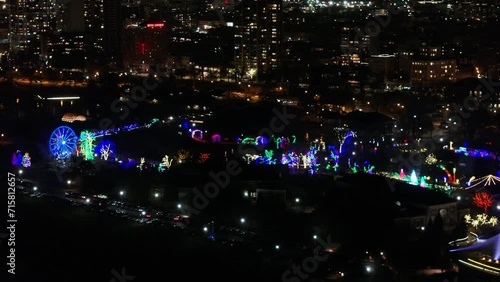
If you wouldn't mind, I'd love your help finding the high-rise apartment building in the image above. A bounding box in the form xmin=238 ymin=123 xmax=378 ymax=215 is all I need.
xmin=9 ymin=0 xmax=57 ymax=54
xmin=234 ymin=0 xmax=282 ymax=82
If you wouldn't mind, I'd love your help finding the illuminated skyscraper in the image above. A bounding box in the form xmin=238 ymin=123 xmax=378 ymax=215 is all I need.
xmin=83 ymin=0 xmax=121 ymax=68
xmin=9 ymin=0 xmax=57 ymax=54
xmin=122 ymin=21 xmax=168 ymax=71
xmin=84 ymin=0 xmax=104 ymax=55
xmin=234 ymin=0 xmax=282 ymax=82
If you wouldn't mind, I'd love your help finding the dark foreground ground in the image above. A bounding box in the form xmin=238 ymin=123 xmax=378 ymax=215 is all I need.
xmin=2 ymin=192 xmax=499 ymax=282
xmin=8 ymin=194 xmax=281 ymax=282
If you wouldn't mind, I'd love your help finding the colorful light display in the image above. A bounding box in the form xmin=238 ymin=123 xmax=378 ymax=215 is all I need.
xmin=176 ymin=149 xmax=191 ymax=163
xmin=79 ymin=131 xmax=96 ymax=161
xmin=333 ymin=127 xmax=357 ymax=154
xmin=93 ymin=119 xmax=159 ymax=138
xmin=440 ymin=165 xmax=457 ymax=184
xmin=161 ymin=155 xmax=173 ymax=170
xmin=140 ymin=157 xmax=145 ymax=171
xmin=12 ymin=150 xmax=23 ymax=166
xmin=49 ymin=126 xmax=78 ymax=159
xmin=243 ymin=154 xmax=260 ymax=164
xmin=259 ymin=150 xmax=276 ymax=165
xmin=466 ymin=174 xmax=500 ymax=189
xmin=21 ymin=152 xmax=31 ymax=167
xmin=95 ymin=140 xmax=115 ymax=161
xmin=410 ymin=170 xmax=418 ymax=185
xmin=191 ymin=129 xmax=203 ymax=140
xmin=211 ymin=134 xmax=221 ymax=143
xmin=198 ymin=153 xmax=211 ymax=163
xmin=454 ymin=146 xmax=497 ymax=160
xmin=473 ymin=192 xmax=494 ymax=214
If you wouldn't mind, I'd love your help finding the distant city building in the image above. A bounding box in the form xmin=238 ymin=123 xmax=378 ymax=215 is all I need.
xmin=339 ymin=26 xmax=370 ymax=66
xmin=46 ymin=32 xmax=85 ymax=70
xmin=418 ymin=44 xmax=446 ymax=58
xmin=234 ymin=0 xmax=283 ymax=82
xmin=9 ymin=0 xmax=57 ymax=55
xmin=103 ymin=0 xmax=122 ymax=68
xmin=84 ymin=0 xmax=104 ymax=62
xmin=452 ymin=0 xmax=500 ymax=22
xmin=122 ymin=22 xmax=168 ymax=71
xmin=410 ymin=59 xmax=457 ymax=86
xmin=60 ymin=0 xmax=85 ymax=32
xmin=368 ymin=54 xmax=397 ymax=83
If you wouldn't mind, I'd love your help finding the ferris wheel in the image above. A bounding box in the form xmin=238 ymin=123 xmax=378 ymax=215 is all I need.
xmin=49 ymin=126 xmax=78 ymax=159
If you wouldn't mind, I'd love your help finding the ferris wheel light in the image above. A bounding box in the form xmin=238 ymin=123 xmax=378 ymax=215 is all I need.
xmin=49 ymin=126 xmax=78 ymax=159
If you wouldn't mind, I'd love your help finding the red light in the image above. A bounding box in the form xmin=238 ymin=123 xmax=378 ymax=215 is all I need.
xmin=140 ymin=43 xmax=145 ymax=55
xmin=146 ymin=214 xmax=151 ymax=218
xmin=146 ymin=23 xmax=164 ymax=28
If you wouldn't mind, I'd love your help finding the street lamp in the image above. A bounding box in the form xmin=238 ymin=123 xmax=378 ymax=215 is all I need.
xmin=119 ymin=190 xmax=124 ymax=196
xmin=203 ymin=227 xmax=208 ymax=232
xmin=154 ymin=193 xmax=159 ymax=198
xmin=18 ymin=169 xmax=23 ymax=175
xmin=275 ymin=244 xmax=280 ymax=250
xmin=67 ymin=180 xmax=71 ymax=190
xmin=295 ymin=198 xmax=300 ymax=203
xmin=177 ymin=203 xmax=182 ymax=209
xmin=313 ymin=235 xmax=317 ymax=240
xmin=240 ymin=217 xmax=245 ymax=224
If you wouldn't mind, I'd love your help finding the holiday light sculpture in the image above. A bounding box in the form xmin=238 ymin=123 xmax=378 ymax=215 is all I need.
xmin=363 ymin=163 xmax=374 ymax=174
xmin=256 ymin=136 xmax=268 ymax=146
xmin=327 ymin=149 xmax=340 ymax=172
xmin=176 ymin=149 xmax=191 ymax=163
xmin=243 ymin=154 xmax=260 ymax=164
xmin=288 ymin=152 xmax=300 ymax=169
xmin=211 ymin=134 xmax=221 ymax=143
xmin=304 ymin=147 xmax=319 ymax=174
xmin=399 ymin=169 xmax=406 ymax=179
xmin=466 ymin=174 xmax=500 ymax=189
xmin=12 ymin=150 xmax=22 ymax=166
xmin=410 ymin=170 xmax=418 ymax=185
xmin=333 ymin=126 xmax=357 ymax=154
xmin=21 ymin=152 xmax=31 ymax=168
xmin=100 ymin=144 xmax=112 ymax=161
xmin=419 ymin=176 xmax=427 ymax=188
xmin=464 ymin=213 xmax=498 ymax=228
xmin=310 ymin=137 xmax=326 ymax=151
xmin=139 ymin=157 xmax=145 ymax=171
xmin=274 ymin=136 xmax=290 ymax=149
xmin=79 ymin=130 xmax=96 ymax=161
xmin=49 ymin=126 xmax=78 ymax=159
xmin=259 ymin=150 xmax=276 ymax=165
xmin=162 ymin=155 xmax=173 ymax=170
xmin=425 ymin=154 xmax=438 ymax=165
xmin=95 ymin=140 xmax=115 ymax=161
xmin=241 ymin=137 xmax=256 ymax=145
xmin=473 ymin=192 xmax=493 ymax=214
xmin=198 ymin=153 xmax=211 ymax=163
xmin=281 ymin=154 xmax=289 ymax=166
xmin=350 ymin=161 xmax=358 ymax=173
xmin=439 ymin=165 xmax=457 ymax=184
xmin=191 ymin=129 xmax=203 ymax=141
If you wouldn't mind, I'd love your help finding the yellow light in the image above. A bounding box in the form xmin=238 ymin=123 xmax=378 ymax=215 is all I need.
xmin=468 ymin=258 xmax=500 ymax=271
